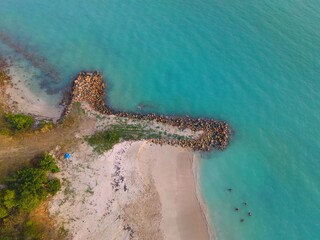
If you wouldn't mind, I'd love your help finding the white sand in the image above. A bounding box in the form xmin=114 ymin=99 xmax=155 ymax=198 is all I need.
xmin=49 ymin=141 xmax=212 ymax=240
xmin=4 ymin=72 xmax=213 ymax=239
xmin=2 ymin=63 xmax=214 ymax=239
xmin=139 ymin=143 xmax=211 ymax=240
xmin=5 ymin=67 xmax=63 ymax=121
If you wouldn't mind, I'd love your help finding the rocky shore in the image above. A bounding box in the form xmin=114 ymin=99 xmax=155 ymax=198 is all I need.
xmin=65 ymin=71 xmax=231 ymax=151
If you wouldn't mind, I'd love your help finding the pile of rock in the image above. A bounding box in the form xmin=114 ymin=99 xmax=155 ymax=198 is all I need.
xmin=64 ymin=71 xmax=111 ymax=115
xmin=65 ymin=72 xmax=231 ymax=151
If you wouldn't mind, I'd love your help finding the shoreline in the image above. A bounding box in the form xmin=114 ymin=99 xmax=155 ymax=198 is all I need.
xmin=4 ymin=65 xmax=63 ymax=122
xmin=49 ymin=140 xmax=213 ymax=240
xmin=0 ymin=63 xmax=228 ymax=239
xmin=148 ymin=143 xmax=211 ymax=239
xmin=1 ymin=66 xmax=231 ymax=153
xmin=193 ymin=155 xmax=216 ymax=240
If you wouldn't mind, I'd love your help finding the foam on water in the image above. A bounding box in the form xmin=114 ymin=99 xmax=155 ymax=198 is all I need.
xmin=0 ymin=1 xmax=319 ymax=239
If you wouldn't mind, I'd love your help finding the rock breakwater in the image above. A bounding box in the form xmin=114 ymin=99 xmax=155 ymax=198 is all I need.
xmin=65 ymin=72 xmax=231 ymax=151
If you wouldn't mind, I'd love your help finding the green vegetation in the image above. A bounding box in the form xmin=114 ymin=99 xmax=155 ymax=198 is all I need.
xmin=0 ymin=110 xmax=13 ymax=136
xmin=38 ymin=119 xmax=54 ymax=132
xmin=0 ymin=112 xmax=36 ymax=135
xmin=85 ymin=123 xmax=192 ymax=154
xmin=85 ymin=130 xmax=120 ymax=153
xmin=47 ymin=178 xmax=61 ymax=195
xmin=39 ymin=154 xmax=60 ymax=173
xmin=0 ymin=154 xmax=61 ymax=239
xmin=5 ymin=113 xmax=34 ymax=131
xmin=0 ymin=113 xmax=57 ymax=136
xmin=85 ymin=124 xmax=163 ymax=153
xmin=21 ymin=220 xmax=43 ymax=240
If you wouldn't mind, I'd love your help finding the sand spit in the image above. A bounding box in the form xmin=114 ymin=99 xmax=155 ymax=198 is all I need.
xmin=5 ymin=72 xmax=63 ymax=121
xmin=49 ymin=141 xmax=211 ymax=240
xmin=1 ymin=63 xmax=63 ymax=121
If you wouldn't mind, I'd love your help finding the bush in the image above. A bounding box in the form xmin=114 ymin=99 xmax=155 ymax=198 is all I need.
xmin=0 ymin=189 xmax=17 ymax=219
xmin=5 ymin=168 xmax=47 ymax=194
xmin=0 ymin=211 xmax=49 ymax=240
xmin=0 ymin=128 xmax=11 ymax=136
xmin=4 ymin=168 xmax=47 ymax=212
xmin=0 ymin=154 xmax=61 ymax=216
xmin=85 ymin=131 xmax=121 ymax=153
xmin=39 ymin=154 xmax=60 ymax=173
xmin=0 ymin=212 xmax=27 ymax=239
xmin=0 ymin=154 xmax=61 ymax=240
xmin=18 ymin=191 xmax=42 ymax=212
xmin=22 ymin=220 xmax=43 ymax=240
xmin=0 ymin=205 xmax=8 ymax=219
xmin=47 ymin=178 xmax=61 ymax=195
xmin=2 ymin=190 xmax=16 ymax=209
xmin=5 ymin=113 xmax=34 ymax=130
xmin=38 ymin=120 xmax=54 ymax=132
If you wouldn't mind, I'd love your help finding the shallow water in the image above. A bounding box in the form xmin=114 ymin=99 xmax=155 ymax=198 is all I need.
xmin=1 ymin=1 xmax=319 ymax=239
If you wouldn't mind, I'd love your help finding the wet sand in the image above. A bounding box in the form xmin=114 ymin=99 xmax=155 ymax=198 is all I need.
xmin=141 ymin=143 xmax=211 ymax=240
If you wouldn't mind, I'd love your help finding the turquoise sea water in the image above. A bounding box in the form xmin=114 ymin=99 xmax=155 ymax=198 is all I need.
xmin=1 ymin=1 xmax=319 ymax=239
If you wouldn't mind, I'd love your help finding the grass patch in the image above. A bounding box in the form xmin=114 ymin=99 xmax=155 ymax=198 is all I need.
xmin=85 ymin=124 xmax=163 ymax=154
xmin=85 ymin=131 xmax=120 ymax=154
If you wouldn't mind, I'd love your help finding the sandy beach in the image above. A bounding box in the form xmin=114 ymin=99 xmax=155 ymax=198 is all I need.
xmin=143 ymin=143 xmax=211 ymax=240
xmin=1 ymin=66 xmax=215 ymax=239
xmin=5 ymin=66 xmax=63 ymax=121
xmin=49 ymin=140 xmax=212 ymax=240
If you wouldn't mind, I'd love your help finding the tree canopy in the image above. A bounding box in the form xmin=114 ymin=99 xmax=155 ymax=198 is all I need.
xmin=0 ymin=154 xmax=61 ymax=216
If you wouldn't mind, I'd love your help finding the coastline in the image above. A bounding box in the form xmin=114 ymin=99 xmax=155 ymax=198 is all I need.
xmin=0 ymin=67 xmax=229 ymax=239
xmin=4 ymin=65 xmax=63 ymax=121
xmin=146 ymin=143 xmax=211 ymax=239
xmin=193 ymin=155 xmax=216 ymax=240
xmin=48 ymin=140 xmax=213 ymax=240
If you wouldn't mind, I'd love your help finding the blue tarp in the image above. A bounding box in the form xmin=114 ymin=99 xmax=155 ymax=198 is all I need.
xmin=65 ymin=153 xmax=71 ymax=159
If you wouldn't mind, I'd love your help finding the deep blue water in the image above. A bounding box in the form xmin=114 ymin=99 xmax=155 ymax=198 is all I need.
xmin=0 ymin=1 xmax=319 ymax=239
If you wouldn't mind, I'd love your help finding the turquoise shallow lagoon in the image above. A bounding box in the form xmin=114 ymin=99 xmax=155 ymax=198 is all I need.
xmin=1 ymin=1 xmax=320 ymax=239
